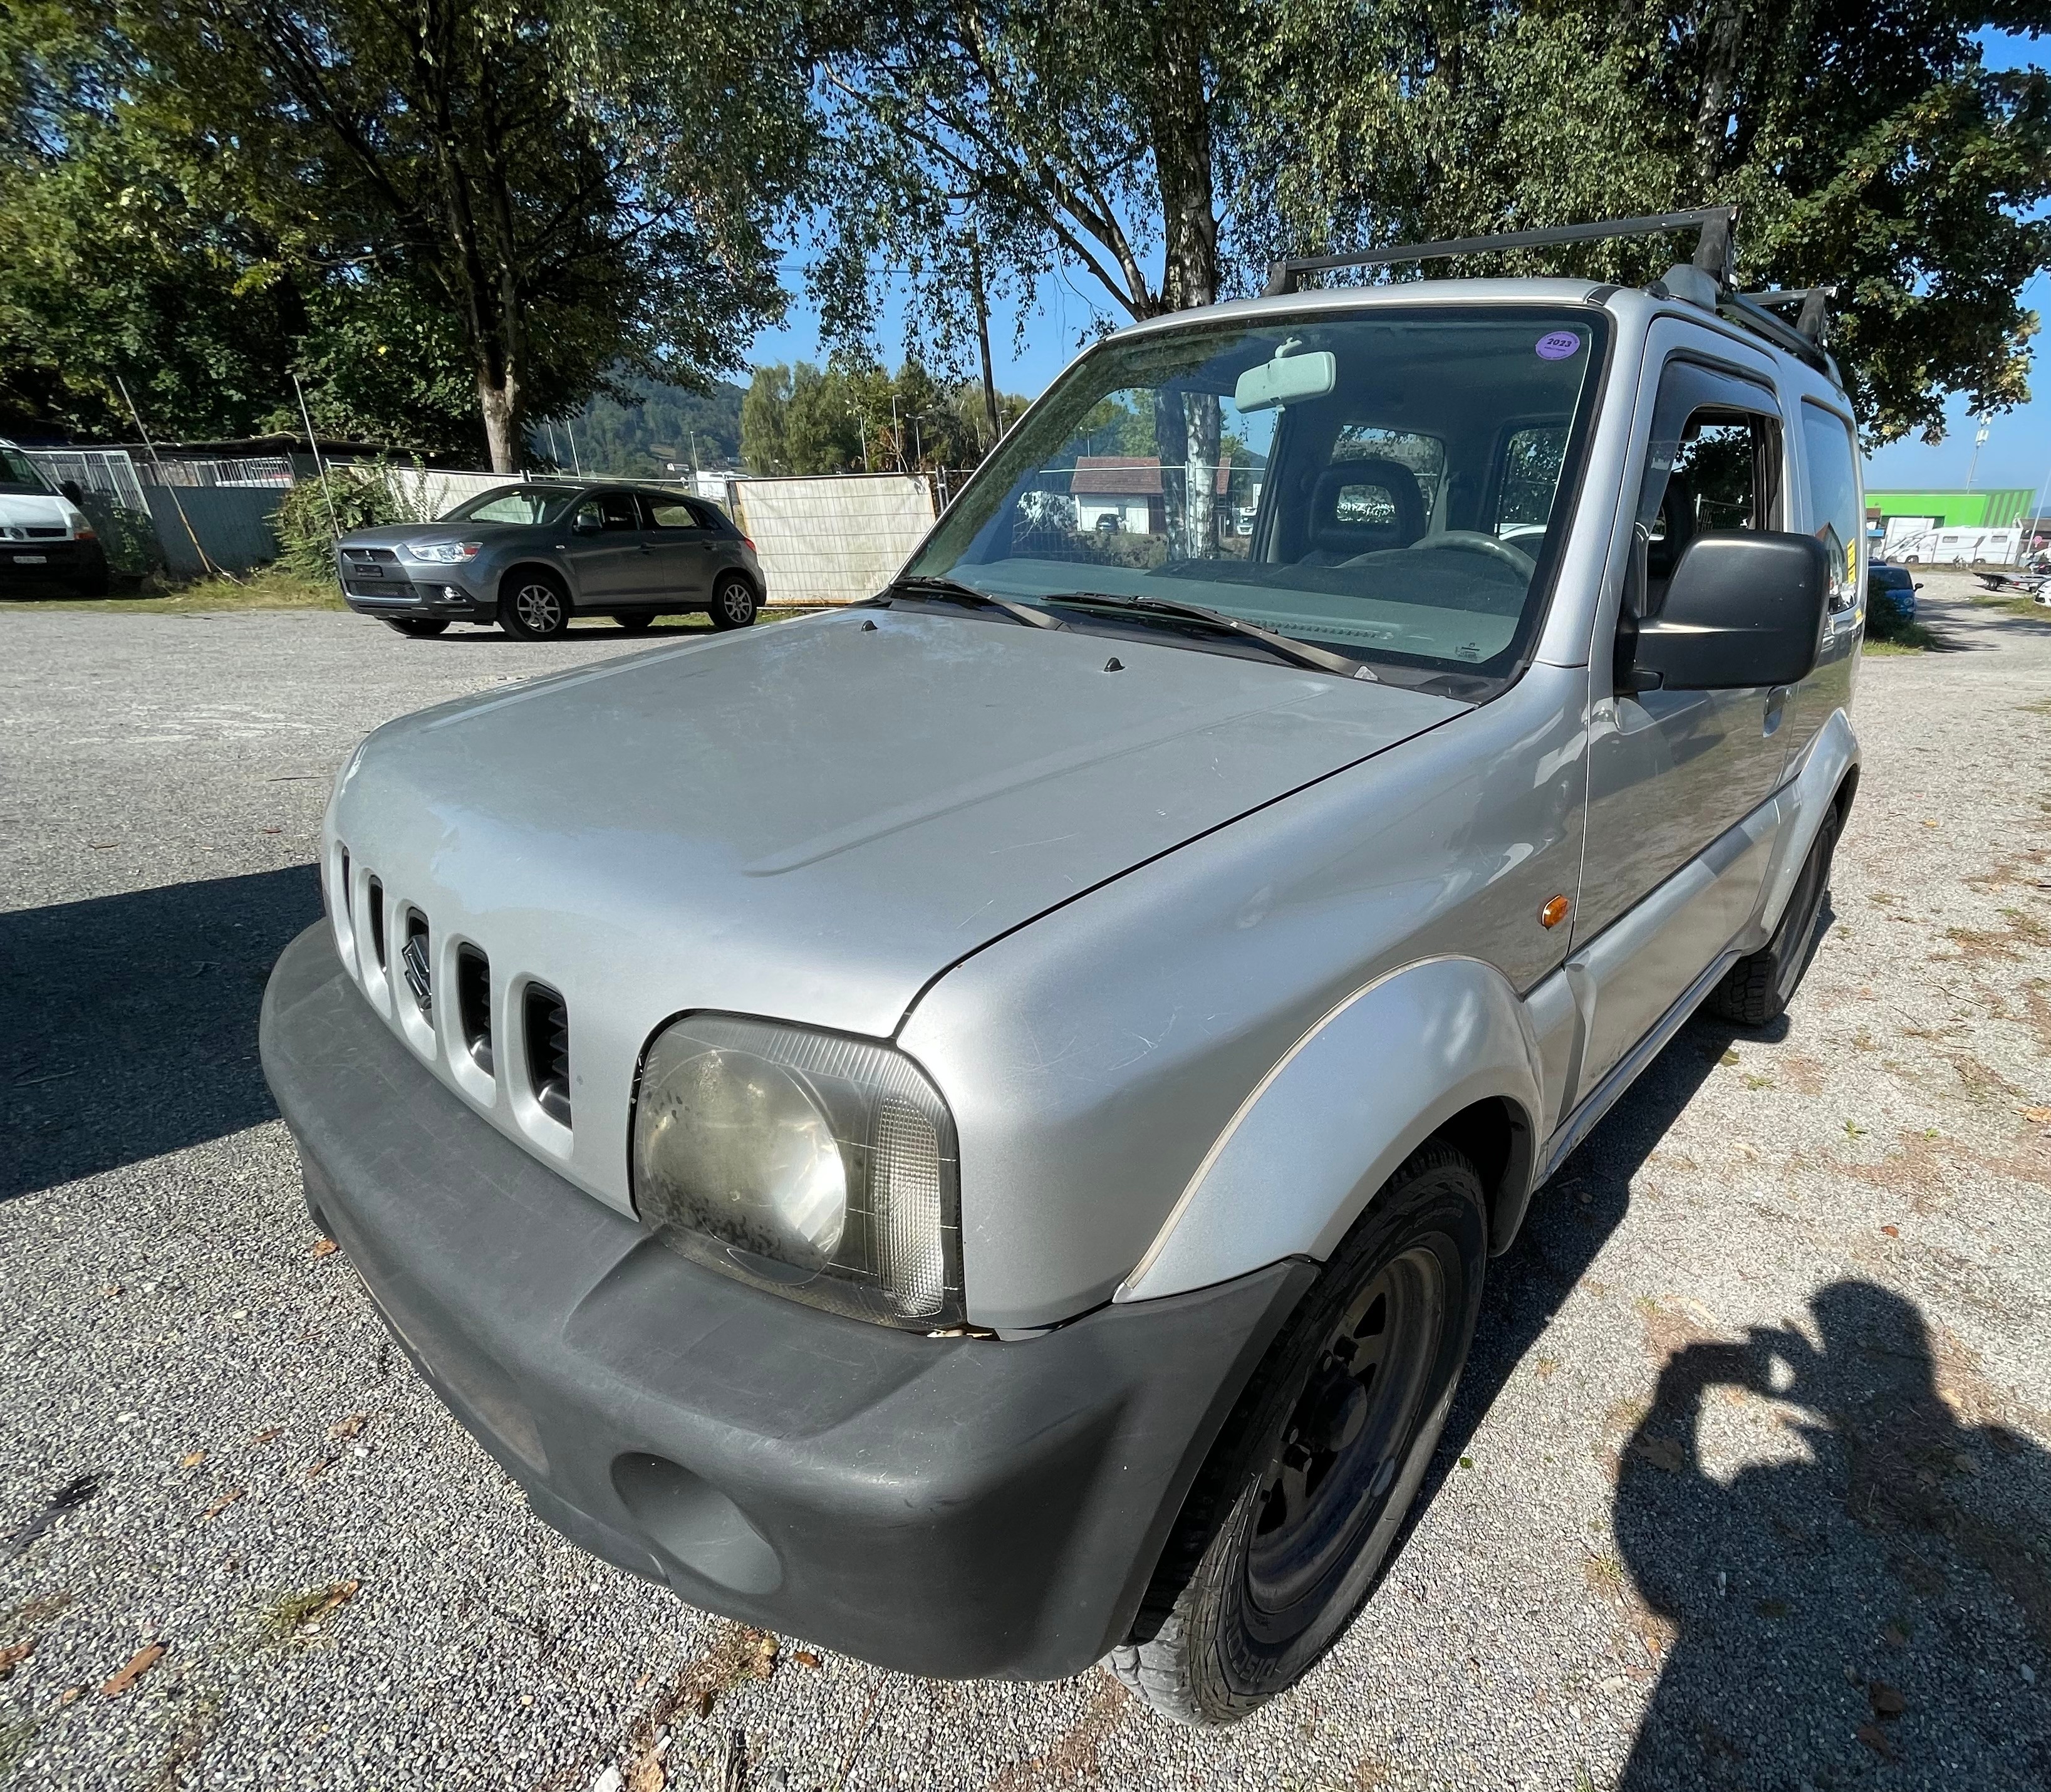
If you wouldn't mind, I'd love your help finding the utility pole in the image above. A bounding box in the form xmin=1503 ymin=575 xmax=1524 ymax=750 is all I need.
xmin=890 ymin=395 xmax=903 ymax=472
xmin=969 ymin=239 xmax=1001 ymax=452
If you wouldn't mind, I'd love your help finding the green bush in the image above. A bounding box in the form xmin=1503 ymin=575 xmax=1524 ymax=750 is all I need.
xmin=274 ymin=462 xmax=430 ymax=581
xmin=75 ymin=492 xmax=162 ymax=576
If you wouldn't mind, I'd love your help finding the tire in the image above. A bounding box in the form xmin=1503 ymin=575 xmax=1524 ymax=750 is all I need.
xmin=1707 ymin=805 xmax=1840 ymax=1026
xmin=709 ymin=574 xmax=759 ymax=630
xmin=615 ymin=612 xmax=657 ymax=634
xmin=383 ymin=618 xmax=449 ymax=638
xmin=499 ymin=572 xmax=570 ymax=640
xmin=71 ymin=561 xmax=110 ymax=598
xmin=1109 ymin=1143 xmax=1487 ymax=1725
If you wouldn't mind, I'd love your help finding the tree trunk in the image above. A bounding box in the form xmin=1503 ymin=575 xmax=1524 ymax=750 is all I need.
xmin=970 ymin=241 xmax=1002 ymax=450
xmin=479 ymin=367 xmax=520 ymax=474
xmin=1146 ymin=11 xmax=1220 ymax=313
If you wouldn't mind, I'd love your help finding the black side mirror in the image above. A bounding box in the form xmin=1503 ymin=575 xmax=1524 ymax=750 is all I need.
xmin=1622 ymin=531 xmax=1830 ymax=693
xmin=573 ymin=512 xmax=601 ymax=535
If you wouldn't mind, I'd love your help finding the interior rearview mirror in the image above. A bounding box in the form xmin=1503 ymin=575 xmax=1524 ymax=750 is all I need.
xmin=1234 ymin=349 xmax=1336 ymax=413
xmin=1623 ymin=531 xmax=1830 ymax=693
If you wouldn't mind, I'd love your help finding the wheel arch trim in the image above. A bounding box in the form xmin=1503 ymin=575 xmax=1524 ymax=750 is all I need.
xmin=1114 ymin=955 xmax=1544 ymax=1305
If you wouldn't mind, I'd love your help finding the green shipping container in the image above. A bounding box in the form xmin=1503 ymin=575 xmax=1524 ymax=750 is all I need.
xmin=1865 ymin=488 xmax=2033 ymax=528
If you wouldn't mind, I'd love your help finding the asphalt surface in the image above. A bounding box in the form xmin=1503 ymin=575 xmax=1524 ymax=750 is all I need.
xmin=2 ymin=581 xmax=2048 ymax=1792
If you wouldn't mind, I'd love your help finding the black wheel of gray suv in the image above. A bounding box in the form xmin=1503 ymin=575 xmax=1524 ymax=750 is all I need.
xmin=1708 ymin=804 xmax=1840 ymax=1028
xmin=383 ymin=617 xmax=449 ymax=638
xmin=1109 ymin=1142 xmax=1487 ymax=1725
xmin=615 ymin=611 xmax=657 ymax=633
xmin=499 ymin=573 xmax=570 ymax=640
xmin=709 ymin=574 xmax=758 ymax=630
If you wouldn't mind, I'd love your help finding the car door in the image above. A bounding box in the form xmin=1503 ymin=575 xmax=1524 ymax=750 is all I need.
xmin=1570 ymin=344 xmax=1794 ymax=1091
xmin=564 ymin=489 xmax=648 ymax=601
xmin=1778 ymin=400 xmax=1864 ymax=767
xmin=636 ymin=493 xmax=716 ymax=605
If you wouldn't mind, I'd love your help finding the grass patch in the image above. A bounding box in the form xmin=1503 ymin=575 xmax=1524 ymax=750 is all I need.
xmin=1968 ymin=590 xmax=2051 ymax=625
xmin=0 ymin=566 xmax=344 ymax=615
xmin=257 ymin=1578 xmax=360 ymax=1647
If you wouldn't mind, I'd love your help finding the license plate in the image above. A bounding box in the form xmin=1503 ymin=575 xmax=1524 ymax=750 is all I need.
xmin=14 ymin=554 xmax=46 ymax=565
xmin=351 ymin=565 xmax=382 ymax=578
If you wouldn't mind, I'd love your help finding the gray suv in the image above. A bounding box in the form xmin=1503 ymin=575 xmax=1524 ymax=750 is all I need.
xmin=335 ymin=481 xmax=767 ymax=638
xmin=264 ymin=211 xmax=1861 ymax=1724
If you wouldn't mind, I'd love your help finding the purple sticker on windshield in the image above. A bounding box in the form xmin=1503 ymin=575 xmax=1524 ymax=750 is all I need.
xmin=1535 ymin=331 xmax=1581 ymax=361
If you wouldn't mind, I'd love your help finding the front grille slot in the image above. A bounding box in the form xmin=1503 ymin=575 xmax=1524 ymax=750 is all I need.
xmin=400 ymin=912 xmax=432 ymax=1018
xmin=367 ymin=878 xmax=387 ymax=970
xmin=343 ymin=546 xmax=399 ymax=564
xmin=26 ymin=526 xmax=65 ymax=539
xmin=524 ymin=985 xmax=571 ymax=1127
xmin=339 ymin=849 xmax=352 ymax=921
xmin=455 ymin=945 xmax=492 ymax=1073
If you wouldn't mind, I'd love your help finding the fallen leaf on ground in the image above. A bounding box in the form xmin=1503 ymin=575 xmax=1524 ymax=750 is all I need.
xmin=100 ymin=1643 xmax=165 ymax=1696
xmin=326 ymin=1414 xmax=368 ymax=1442
xmin=749 ymin=1636 xmax=779 ymax=1679
xmin=200 ymin=1488 xmax=246 ymax=1520
xmin=311 ymin=1238 xmax=340 ymax=1258
xmin=2022 ymin=1107 xmax=2050 ymax=1123
xmin=297 ymin=1581 xmax=361 ymax=1630
xmin=178 ymin=1451 xmax=206 ymax=1470
xmin=625 ymin=1758 xmax=667 ymax=1792
xmin=792 ymin=1650 xmax=821 ymax=1669
xmin=58 ymin=1686 xmax=81 ymax=1705
xmin=303 ymin=1457 xmax=335 ymax=1482
xmin=1856 ymin=1721 xmax=1893 ymax=1757
xmin=1881 ymin=1224 xmax=1900 ymax=1237
xmin=1869 ymin=1682 xmax=1906 ymax=1717
xmin=0 ymin=1640 xmax=31 ymax=1677
xmin=250 ymin=1427 xmax=283 ymax=1446
xmin=693 ymin=1688 xmax=714 ymax=1719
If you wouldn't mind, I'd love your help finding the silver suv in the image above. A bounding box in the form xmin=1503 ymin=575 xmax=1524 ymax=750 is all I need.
xmin=333 ymin=481 xmax=766 ymax=639
xmin=264 ymin=211 xmax=1861 ymax=1725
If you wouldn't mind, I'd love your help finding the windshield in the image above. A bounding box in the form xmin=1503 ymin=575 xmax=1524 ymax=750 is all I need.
xmin=0 ymin=446 xmax=55 ymax=496
xmin=441 ymin=485 xmax=574 ymax=525
xmin=907 ymin=306 xmax=1608 ymax=685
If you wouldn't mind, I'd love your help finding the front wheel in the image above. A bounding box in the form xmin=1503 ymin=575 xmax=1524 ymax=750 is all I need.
xmin=709 ymin=575 xmax=759 ymax=630
xmin=499 ymin=574 xmax=569 ymax=640
xmin=1109 ymin=1142 xmax=1487 ymax=1725
xmin=383 ymin=617 xmax=449 ymax=638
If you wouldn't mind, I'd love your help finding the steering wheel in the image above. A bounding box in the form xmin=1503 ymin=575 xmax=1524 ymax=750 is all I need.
xmin=1408 ymin=531 xmax=1537 ymax=579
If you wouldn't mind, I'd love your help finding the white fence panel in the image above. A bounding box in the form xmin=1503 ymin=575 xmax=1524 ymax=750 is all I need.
xmin=26 ymin=449 xmax=148 ymax=513
xmin=732 ymin=474 xmax=937 ymax=605
xmin=377 ymin=467 xmax=512 ymax=521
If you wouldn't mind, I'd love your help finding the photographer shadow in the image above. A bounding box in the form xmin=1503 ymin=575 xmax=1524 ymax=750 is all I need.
xmin=1616 ymin=1281 xmax=2051 ymax=1788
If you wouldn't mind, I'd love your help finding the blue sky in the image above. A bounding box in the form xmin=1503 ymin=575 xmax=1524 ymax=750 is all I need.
xmin=745 ymin=30 xmax=2050 ymax=501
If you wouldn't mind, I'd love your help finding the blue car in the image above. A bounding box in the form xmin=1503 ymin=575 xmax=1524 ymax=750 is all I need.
xmin=1867 ymin=560 xmax=1919 ymax=624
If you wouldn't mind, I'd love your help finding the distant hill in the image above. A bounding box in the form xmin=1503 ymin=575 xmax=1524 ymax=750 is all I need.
xmin=546 ymin=375 xmax=745 ymax=477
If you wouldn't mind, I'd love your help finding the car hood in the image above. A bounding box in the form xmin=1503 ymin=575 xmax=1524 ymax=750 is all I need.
xmin=0 ymin=491 xmax=77 ymax=532
xmin=325 ymin=608 xmax=1466 ymax=1209
xmin=338 ymin=520 xmax=530 ymax=551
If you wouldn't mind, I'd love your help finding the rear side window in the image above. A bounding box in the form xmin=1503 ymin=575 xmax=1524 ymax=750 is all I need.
xmin=643 ymin=496 xmax=705 ymax=529
xmin=1631 ymin=362 xmax=1783 ymax=615
xmin=1801 ymin=403 xmax=1862 ymax=612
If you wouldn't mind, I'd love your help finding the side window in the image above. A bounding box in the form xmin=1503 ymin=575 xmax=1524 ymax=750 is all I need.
xmin=643 ymin=496 xmax=705 ymax=530
xmin=1495 ymin=425 xmax=1569 ymax=534
xmin=1800 ymin=403 xmax=1862 ymax=612
xmin=596 ymin=491 xmax=640 ymax=531
xmin=1633 ymin=383 xmax=1782 ymax=612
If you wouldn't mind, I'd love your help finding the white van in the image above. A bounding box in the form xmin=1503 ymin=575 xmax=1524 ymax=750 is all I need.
xmin=0 ymin=440 xmax=109 ymax=595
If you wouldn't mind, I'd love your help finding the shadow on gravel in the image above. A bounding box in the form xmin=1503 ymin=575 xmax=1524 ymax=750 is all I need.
xmin=0 ymin=865 xmax=320 ymax=1200
xmin=1615 ymin=1282 xmax=2051 ymax=1789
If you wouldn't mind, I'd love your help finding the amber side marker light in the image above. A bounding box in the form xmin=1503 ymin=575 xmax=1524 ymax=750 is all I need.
xmin=1540 ymin=895 xmax=1572 ymax=929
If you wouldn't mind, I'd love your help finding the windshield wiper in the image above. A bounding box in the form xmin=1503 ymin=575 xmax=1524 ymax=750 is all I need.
xmin=882 ymin=575 xmax=1066 ymax=631
xmin=1049 ymin=592 xmax=1379 ymax=681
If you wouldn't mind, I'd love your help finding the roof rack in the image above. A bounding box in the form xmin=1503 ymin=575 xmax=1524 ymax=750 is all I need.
xmin=1259 ymin=207 xmax=1836 ymax=378
xmin=1262 ymin=208 xmax=1737 ymax=296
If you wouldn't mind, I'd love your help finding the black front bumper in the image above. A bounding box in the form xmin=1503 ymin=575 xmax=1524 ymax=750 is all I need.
xmin=338 ymin=570 xmax=494 ymax=621
xmin=259 ymin=925 xmax=1309 ymax=1679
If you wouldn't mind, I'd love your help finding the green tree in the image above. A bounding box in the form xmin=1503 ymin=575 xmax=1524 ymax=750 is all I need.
xmin=809 ymin=2 xmax=2050 ymax=447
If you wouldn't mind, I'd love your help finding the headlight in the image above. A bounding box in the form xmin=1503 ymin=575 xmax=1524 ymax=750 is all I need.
xmin=403 ymin=539 xmax=480 ymax=564
xmin=632 ymin=1014 xmax=963 ymax=1330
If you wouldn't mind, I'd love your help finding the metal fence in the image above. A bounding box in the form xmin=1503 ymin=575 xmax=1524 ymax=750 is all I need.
xmin=147 ymin=456 xmax=295 ymax=488
xmin=25 ymin=448 xmax=148 ymax=513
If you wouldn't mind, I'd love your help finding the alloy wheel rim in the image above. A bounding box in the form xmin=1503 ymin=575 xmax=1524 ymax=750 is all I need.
xmin=720 ymin=583 xmax=750 ymax=622
xmin=1244 ymin=1244 xmax=1445 ymax=1623
xmin=517 ymin=585 xmax=561 ymax=632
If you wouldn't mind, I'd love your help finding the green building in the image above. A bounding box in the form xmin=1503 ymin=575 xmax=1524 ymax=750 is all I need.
xmin=1864 ymin=488 xmax=2033 ymax=528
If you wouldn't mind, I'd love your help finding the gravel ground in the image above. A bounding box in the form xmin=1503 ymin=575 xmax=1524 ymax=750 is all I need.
xmin=1 ymin=581 xmax=2047 ymax=1792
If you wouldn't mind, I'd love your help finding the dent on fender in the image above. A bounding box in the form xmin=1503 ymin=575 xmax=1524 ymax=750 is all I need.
xmin=1115 ymin=955 xmax=1544 ymax=1305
